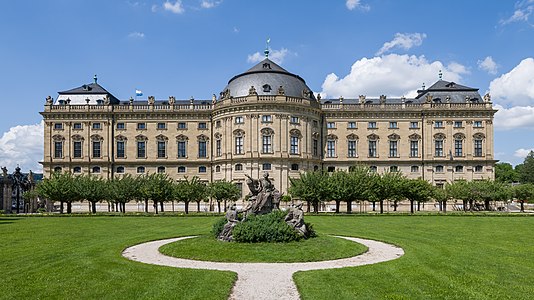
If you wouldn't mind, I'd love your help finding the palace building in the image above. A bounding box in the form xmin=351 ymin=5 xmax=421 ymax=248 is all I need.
xmin=41 ymin=54 xmax=497 ymax=197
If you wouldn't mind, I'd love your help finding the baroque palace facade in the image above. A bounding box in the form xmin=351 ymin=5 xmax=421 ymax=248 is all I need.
xmin=41 ymin=56 xmax=496 ymax=197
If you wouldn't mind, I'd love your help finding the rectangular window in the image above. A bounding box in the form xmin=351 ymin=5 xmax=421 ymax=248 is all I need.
xmin=178 ymin=122 xmax=187 ymax=129
xmin=389 ymin=122 xmax=398 ymax=129
xmin=474 ymin=121 xmax=483 ymax=128
xmin=410 ymin=140 xmax=419 ymax=157
xmin=475 ymin=165 xmax=483 ymax=172
xmin=262 ymin=135 xmax=272 ymax=153
xmin=73 ymin=141 xmax=82 ymax=158
xmin=313 ymin=120 xmax=318 ymax=127
xmin=454 ymin=121 xmax=463 ymax=128
xmin=262 ymin=115 xmax=272 ymax=123
xmin=92 ymin=141 xmax=101 ymax=158
xmin=389 ymin=140 xmax=398 ymax=157
xmin=198 ymin=122 xmax=207 ymax=129
xmin=116 ymin=123 xmax=125 ymax=130
xmin=235 ymin=116 xmax=244 ymax=124
xmin=290 ymin=136 xmax=299 ymax=154
xmin=474 ymin=140 xmax=483 ymax=157
xmin=198 ymin=141 xmax=207 ymax=158
xmin=236 ymin=136 xmax=244 ymax=154
xmin=368 ymin=122 xmax=377 ymax=129
xmin=157 ymin=141 xmax=166 ymax=158
xmin=177 ymin=141 xmax=187 ymax=158
xmin=116 ymin=141 xmax=125 ymax=158
xmin=434 ymin=121 xmax=443 ymax=128
xmin=54 ymin=123 xmax=63 ymax=130
xmin=435 ymin=140 xmax=444 ymax=157
xmin=157 ymin=122 xmax=166 ymax=130
xmin=215 ymin=120 xmax=221 ymax=127
xmin=409 ymin=121 xmax=419 ymax=129
xmin=435 ymin=165 xmax=444 ymax=173
xmin=290 ymin=116 xmax=299 ymax=124
xmin=137 ymin=123 xmax=146 ymax=130
xmin=455 ymin=139 xmax=463 ymax=156
xmin=54 ymin=141 xmax=63 ymax=158
xmin=216 ymin=139 xmax=221 ymax=157
xmin=313 ymin=139 xmax=318 ymax=157
xmin=348 ymin=140 xmax=357 ymax=157
xmin=327 ymin=140 xmax=336 ymax=158
xmin=92 ymin=123 xmax=101 ymax=130
xmin=347 ymin=122 xmax=357 ymax=129
xmin=368 ymin=140 xmax=377 ymax=157
xmin=262 ymin=163 xmax=271 ymax=170
xmin=137 ymin=141 xmax=146 ymax=158
xmin=327 ymin=122 xmax=336 ymax=129
xmin=411 ymin=166 xmax=419 ymax=173
xmin=73 ymin=123 xmax=82 ymax=130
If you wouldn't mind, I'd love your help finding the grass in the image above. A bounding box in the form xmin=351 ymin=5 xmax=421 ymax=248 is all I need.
xmin=159 ymin=235 xmax=367 ymax=263
xmin=1 ymin=215 xmax=533 ymax=299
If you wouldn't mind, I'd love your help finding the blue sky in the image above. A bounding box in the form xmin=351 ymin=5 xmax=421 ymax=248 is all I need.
xmin=1 ymin=0 xmax=533 ymax=172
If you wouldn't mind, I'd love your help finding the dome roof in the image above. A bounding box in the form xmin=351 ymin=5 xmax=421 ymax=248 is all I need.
xmin=221 ymin=58 xmax=315 ymax=100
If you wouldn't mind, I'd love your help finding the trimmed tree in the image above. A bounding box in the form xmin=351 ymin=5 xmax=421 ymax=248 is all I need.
xmin=76 ymin=175 xmax=109 ymax=213
xmin=35 ymin=172 xmax=80 ymax=214
xmin=107 ymin=174 xmax=140 ymax=213
xmin=514 ymin=183 xmax=534 ymax=212
xmin=288 ymin=171 xmax=330 ymax=213
xmin=403 ymin=178 xmax=433 ymax=214
xmin=208 ymin=180 xmax=241 ymax=213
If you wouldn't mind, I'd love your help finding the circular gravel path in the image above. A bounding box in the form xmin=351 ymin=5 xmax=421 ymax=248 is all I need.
xmin=122 ymin=236 xmax=404 ymax=300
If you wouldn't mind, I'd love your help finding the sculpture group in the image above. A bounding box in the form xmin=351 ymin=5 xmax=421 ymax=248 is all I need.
xmin=218 ymin=172 xmax=308 ymax=242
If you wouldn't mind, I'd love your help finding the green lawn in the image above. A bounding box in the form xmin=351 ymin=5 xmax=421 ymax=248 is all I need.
xmin=1 ymin=215 xmax=533 ymax=299
xmin=160 ymin=235 xmax=367 ymax=263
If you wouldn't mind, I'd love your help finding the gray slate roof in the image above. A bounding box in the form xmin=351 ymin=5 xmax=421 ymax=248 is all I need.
xmin=59 ymin=83 xmax=120 ymax=104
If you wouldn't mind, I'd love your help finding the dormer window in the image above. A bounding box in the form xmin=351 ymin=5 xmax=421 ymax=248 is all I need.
xmin=96 ymin=99 xmax=104 ymax=105
xmin=262 ymin=84 xmax=272 ymax=92
xmin=262 ymin=63 xmax=271 ymax=69
xmin=58 ymin=100 xmax=66 ymax=105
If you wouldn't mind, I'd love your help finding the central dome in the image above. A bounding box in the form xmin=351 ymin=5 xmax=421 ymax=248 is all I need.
xmin=221 ymin=58 xmax=315 ymax=100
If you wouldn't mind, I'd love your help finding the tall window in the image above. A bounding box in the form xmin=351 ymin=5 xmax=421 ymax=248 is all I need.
xmin=474 ymin=139 xmax=483 ymax=157
xmin=313 ymin=139 xmax=318 ymax=156
xmin=261 ymin=128 xmax=273 ymax=154
xmin=327 ymin=140 xmax=336 ymax=158
xmin=177 ymin=141 xmax=187 ymax=158
xmin=157 ymin=141 xmax=166 ymax=158
xmin=198 ymin=141 xmax=207 ymax=158
xmin=290 ymin=136 xmax=299 ymax=154
xmin=348 ymin=140 xmax=357 ymax=157
xmin=389 ymin=140 xmax=398 ymax=157
xmin=235 ymin=136 xmax=244 ymax=154
xmin=216 ymin=139 xmax=221 ymax=157
xmin=410 ymin=140 xmax=419 ymax=157
xmin=368 ymin=140 xmax=377 ymax=157
xmin=92 ymin=141 xmax=101 ymax=158
xmin=137 ymin=141 xmax=146 ymax=158
xmin=116 ymin=141 xmax=125 ymax=158
xmin=435 ymin=140 xmax=444 ymax=157
xmin=455 ymin=139 xmax=463 ymax=156
xmin=73 ymin=141 xmax=82 ymax=158
xmin=54 ymin=141 xmax=63 ymax=158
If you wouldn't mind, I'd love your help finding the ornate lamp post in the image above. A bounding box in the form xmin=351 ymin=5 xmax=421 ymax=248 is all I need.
xmin=12 ymin=166 xmax=30 ymax=214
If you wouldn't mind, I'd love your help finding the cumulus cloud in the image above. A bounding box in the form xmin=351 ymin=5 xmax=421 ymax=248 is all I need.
xmin=499 ymin=0 xmax=534 ymax=26
xmin=478 ymin=56 xmax=498 ymax=74
xmin=376 ymin=33 xmax=426 ymax=56
xmin=128 ymin=31 xmax=145 ymax=39
xmin=493 ymin=104 xmax=534 ymax=130
xmin=247 ymin=48 xmax=295 ymax=65
xmin=489 ymin=57 xmax=534 ymax=107
xmin=514 ymin=148 xmax=534 ymax=158
xmin=163 ymin=0 xmax=185 ymax=14
xmin=200 ymin=0 xmax=222 ymax=9
xmin=346 ymin=0 xmax=370 ymax=11
xmin=320 ymin=54 xmax=468 ymax=98
xmin=0 ymin=121 xmax=44 ymax=173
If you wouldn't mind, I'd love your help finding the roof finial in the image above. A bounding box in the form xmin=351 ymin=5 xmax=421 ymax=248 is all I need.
xmin=264 ymin=38 xmax=270 ymax=58
xmin=94 ymin=74 xmax=98 ymax=84
xmin=438 ymin=70 xmax=443 ymax=80
xmin=422 ymin=83 xmax=426 ymax=90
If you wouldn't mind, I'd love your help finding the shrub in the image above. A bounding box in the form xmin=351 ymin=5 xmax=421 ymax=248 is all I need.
xmin=211 ymin=216 xmax=227 ymax=238
xmin=233 ymin=210 xmax=301 ymax=243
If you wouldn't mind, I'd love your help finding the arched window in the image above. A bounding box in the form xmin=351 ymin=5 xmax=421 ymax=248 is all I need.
xmin=53 ymin=166 xmax=62 ymax=173
xmin=234 ymin=129 xmax=245 ymax=154
xmin=369 ymin=166 xmax=377 ymax=172
xmin=291 ymin=164 xmax=299 ymax=171
xmin=435 ymin=165 xmax=444 ymax=173
xmin=178 ymin=166 xmax=186 ymax=173
xmin=455 ymin=165 xmax=464 ymax=172
xmin=92 ymin=166 xmax=101 ymax=173
xmin=116 ymin=166 xmax=125 ymax=174
xmin=137 ymin=166 xmax=145 ymax=174
xmin=215 ymin=165 xmax=221 ymax=172
xmin=474 ymin=165 xmax=483 ymax=172
xmin=157 ymin=166 xmax=166 ymax=173
xmin=235 ymin=164 xmax=243 ymax=171
xmin=199 ymin=166 xmax=207 ymax=173
xmin=73 ymin=166 xmax=82 ymax=173
xmin=390 ymin=166 xmax=399 ymax=172
xmin=261 ymin=128 xmax=273 ymax=154
xmin=289 ymin=129 xmax=301 ymax=155
xmin=410 ymin=166 xmax=419 ymax=173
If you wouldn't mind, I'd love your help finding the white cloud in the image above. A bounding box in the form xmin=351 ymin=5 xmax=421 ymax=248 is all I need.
xmin=128 ymin=31 xmax=145 ymax=39
xmin=478 ymin=56 xmax=498 ymax=74
xmin=247 ymin=48 xmax=295 ymax=65
xmin=489 ymin=57 xmax=534 ymax=107
xmin=493 ymin=104 xmax=534 ymax=130
xmin=233 ymin=27 xmax=239 ymax=33
xmin=500 ymin=0 xmax=534 ymax=25
xmin=514 ymin=148 xmax=534 ymax=158
xmin=163 ymin=0 xmax=185 ymax=14
xmin=201 ymin=0 xmax=222 ymax=9
xmin=0 ymin=121 xmax=44 ymax=173
xmin=346 ymin=0 xmax=370 ymax=11
xmin=320 ymin=54 xmax=468 ymax=98
xmin=376 ymin=33 xmax=426 ymax=56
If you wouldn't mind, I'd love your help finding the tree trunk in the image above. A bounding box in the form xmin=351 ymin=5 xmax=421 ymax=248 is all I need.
xmin=484 ymin=200 xmax=490 ymax=211
xmin=469 ymin=200 xmax=474 ymax=212
xmin=372 ymin=201 xmax=376 ymax=211
xmin=335 ymin=200 xmax=340 ymax=213
xmin=60 ymin=201 xmax=64 ymax=214
xmin=379 ymin=200 xmax=384 ymax=214
xmin=313 ymin=201 xmax=319 ymax=213
xmin=66 ymin=202 xmax=72 ymax=214
xmin=346 ymin=200 xmax=352 ymax=213
xmin=224 ymin=200 xmax=227 ymax=212
xmin=154 ymin=201 xmax=159 ymax=214
xmin=463 ymin=200 xmax=467 ymax=211
xmin=217 ymin=201 xmax=221 ymax=213
xmin=520 ymin=201 xmax=525 ymax=212
xmin=160 ymin=201 xmax=164 ymax=212
xmin=417 ymin=202 xmax=421 ymax=211
xmin=144 ymin=200 xmax=149 ymax=213
xmin=393 ymin=202 xmax=398 ymax=211
xmin=306 ymin=201 xmax=311 ymax=212
xmin=91 ymin=201 xmax=97 ymax=214
xmin=185 ymin=201 xmax=189 ymax=214
xmin=410 ymin=200 xmax=414 ymax=214
xmin=197 ymin=201 xmax=201 ymax=212
xmin=443 ymin=201 xmax=447 ymax=213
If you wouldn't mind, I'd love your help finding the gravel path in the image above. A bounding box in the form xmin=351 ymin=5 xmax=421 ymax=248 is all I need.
xmin=122 ymin=236 xmax=404 ymax=300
